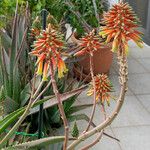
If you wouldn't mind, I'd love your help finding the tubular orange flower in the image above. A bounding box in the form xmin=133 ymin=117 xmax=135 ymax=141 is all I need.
xmin=74 ymin=30 xmax=101 ymax=56
xmin=43 ymin=62 xmax=49 ymax=81
xmin=99 ymin=2 xmax=143 ymax=55
xmin=58 ymin=57 xmax=68 ymax=78
xmin=87 ymin=74 xmax=113 ymax=106
xmin=30 ymin=23 xmax=68 ymax=80
xmin=37 ymin=60 xmax=43 ymax=75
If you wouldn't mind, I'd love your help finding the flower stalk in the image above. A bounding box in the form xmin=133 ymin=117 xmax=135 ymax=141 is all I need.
xmin=67 ymin=54 xmax=128 ymax=150
xmin=85 ymin=54 xmax=97 ymax=132
xmin=49 ymin=60 xmax=69 ymax=150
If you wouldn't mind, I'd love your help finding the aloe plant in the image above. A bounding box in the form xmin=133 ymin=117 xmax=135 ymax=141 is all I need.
xmin=0 ymin=1 xmax=132 ymax=150
xmin=0 ymin=4 xmax=94 ymax=149
xmin=0 ymin=3 xmax=33 ymax=114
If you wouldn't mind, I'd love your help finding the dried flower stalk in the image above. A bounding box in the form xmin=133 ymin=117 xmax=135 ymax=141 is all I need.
xmin=67 ymin=55 xmax=128 ymax=149
xmin=49 ymin=61 xmax=69 ymax=150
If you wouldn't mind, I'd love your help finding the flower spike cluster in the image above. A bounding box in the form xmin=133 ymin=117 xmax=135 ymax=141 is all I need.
xmin=87 ymin=74 xmax=113 ymax=106
xmin=30 ymin=24 xmax=68 ymax=80
xmin=99 ymin=2 xmax=143 ymax=56
xmin=74 ymin=30 xmax=101 ymax=56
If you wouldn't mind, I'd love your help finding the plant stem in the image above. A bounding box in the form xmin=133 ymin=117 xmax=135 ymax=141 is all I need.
xmin=67 ymin=56 xmax=128 ymax=150
xmin=85 ymin=54 xmax=96 ymax=132
xmin=49 ymin=61 xmax=69 ymax=150
xmin=80 ymin=131 xmax=103 ymax=150
xmin=81 ymin=97 xmax=107 ymax=149
xmin=33 ymin=80 xmax=51 ymax=103
xmin=33 ymin=81 xmax=44 ymax=98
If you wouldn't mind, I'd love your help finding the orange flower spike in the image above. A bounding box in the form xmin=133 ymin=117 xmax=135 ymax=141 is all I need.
xmin=87 ymin=74 xmax=113 ymax=106
xmin=74 ymin=30 xmax=101 ymax=56
xmin=99 ymin=2 xmax=143 ymax=56
xmin=30 ymin=23 xmax=68 ymax=79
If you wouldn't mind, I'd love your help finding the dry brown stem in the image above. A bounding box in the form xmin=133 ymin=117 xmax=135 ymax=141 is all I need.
xmin=85 ymin=54 xmax=97 ymax=132
xmin=67 ymin=55 xmax=128 ymax=150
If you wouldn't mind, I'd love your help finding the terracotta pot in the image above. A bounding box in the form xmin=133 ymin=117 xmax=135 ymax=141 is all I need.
xmin=74 ymin=43 xmax=113 ymax=82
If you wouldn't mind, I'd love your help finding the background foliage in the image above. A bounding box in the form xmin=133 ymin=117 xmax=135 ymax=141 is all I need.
xmin=0 ymin=0 xmax=109 ymax=34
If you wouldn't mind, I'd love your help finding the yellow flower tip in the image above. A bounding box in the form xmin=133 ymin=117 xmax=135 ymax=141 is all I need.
xmin=102 ymin=35 xmax=106 ymax=39
xmin=64 ymin=67 xmax=68 ymax=73
xmin=37 ymin=71 xmax=42 ymax=76
xmin=58 ymin=74 xmax=64 ymax=79
xmin=87 ymin=90 xmax=93 ymax=96
xmin=42 ymin=76 xmax=48 ymax=81
xmin=58 ymin=68 xmax=68 ymax=78
xmin=58 ymin=59 xmax=68 ymax=78
xmin=112 ymin=39 xmax=118 ymax=53
xmin=43 ymin=62 xmax=49 ymax=80
xmin=104 ymin=41 xmax=108 ymax=44
xmin=112 ymin=45 xmax=118 ymax=53
xmin=136 ymin=41 xmax=143 ymax=48
xmin=96 ymin=96 xmax=99 ymax=102
xmin=99 ymin=31 xmax=103 ymax=36
xmin=106 ymin=100 xmax=110 ymax=106
xmin=37 ymin=61 xmax=43 ymax=75
xmin=125 ymin=45 xmax=129 ymax=55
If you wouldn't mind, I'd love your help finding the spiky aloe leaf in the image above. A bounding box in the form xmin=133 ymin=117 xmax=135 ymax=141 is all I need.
xmin=0 ymin=48 xmax=10 ymax=96
xmin=20 ymin=76 xmax=41 ymax=107
xmin=0 ymin=86 xmax=6 ymax=101
xmin=64 ymin=95 xmax=78 ymax=114
xmin=30 ymin=85 xmax=87 ymax=115
xmin=0 ymin=86 xmax=86 ymax=135
xmin=0 ymin=107 xmax=24 ymax=126
xmin=3 ymin=96 xmax=19 ymax=113
xmin=12 ymin=67 xmax=20 ymax=104
xmin=0 ymin=30 xmax=12 ymax=53
xmin=0 ymin=108 xmax=24 ymax=135
xmin=9 ymin=3 xmax=18 ymax=98
xmin=0 ymin=96 xmax=53 ymax=135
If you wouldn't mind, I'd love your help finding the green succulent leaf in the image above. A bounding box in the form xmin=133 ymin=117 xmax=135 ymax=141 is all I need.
xmin=0 ymin=30 xmax=12 ymax=52
xmin=71 ymin=121 xmax=79 ymax=138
